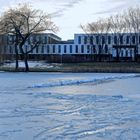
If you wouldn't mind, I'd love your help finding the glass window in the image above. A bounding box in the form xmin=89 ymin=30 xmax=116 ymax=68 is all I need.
xmin=102 ymin=36 xmax=105 ymax=44
xmin=105 ymin=45 xmax=108 ymax=53
xmin=45 ymin=36 xmax=47 ymax=44
xmin=114 ymin=36 xmax=117 ymax=44
xmin=70 ymin=45 xmax=72 ymax=53
xmin=120 ymin=35 xmax=123 ymax=44
xmin=132 ymin=36 xmax=136 ymax=44
xmin=47 ymin=45 xmax=49 ymax=53
xmin=81 ymin=45 xmax=84 ymax=53
xmin=58 ymin=45 xmax=61 ymax=53
xmin=53 ymin=45 xmax=55 ymax=53
xmin=108 ymin=36 xmax=111 ymax=44
xmin=78 ymin=36 xmax=81 ymax=44
xmin=126 ymin=36 xmax=130 ymax=44
xmin=90 ymin=36 xmax=93 ymax=44
xmin=64 ymin=45 xmax=67 ymax=53
xmin=84 ymin=36 xmax=87 ymax=44
xmin=76 ymin=45 xmax=78 ymax=53
xmin=41 ymin=45 xmax=44 ymax=53
xmin=87 ymin=45 xmax=90 ymax=53
xmin=96 ymin=36 xmax=99 ymax=44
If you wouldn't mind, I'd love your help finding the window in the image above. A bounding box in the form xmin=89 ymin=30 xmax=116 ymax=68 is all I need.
xmin=70 ymin=45 xmax=72 ymax=53
xmin=84 ymin=36 xmax=87 ymax=44
xmin=132 ymin=36 xmax=136 ymax=44
xmin=139 ymin=35 xmax=140 ymax=44
xmin=81 ymin=45 xmax=84 ymax=53
xmin=96 ymin=36 xmax=99 ymax=44
xmin=64 ymin=45 xmax=67 ymax=53
xmin=53 ymin=45 xmax=55 ymax=53
xmin=108 ymin=36 xmax=111 ymax=44
xmin=87 ymin=45 xmax=90 ymax=53
xmin=126 ymin=36 xmax=130 ymax=44
xmin=58 ymin=45 xmax=61 ymax=53
xmin=47 ymin=45 xmax=49 ymax=53
xmin=114 ymin=36 xmax=117 ymax=44
xmin=120 ymin=35 xmax=123 ymax=44
xmin=76 ymin=45 xmax=78 ymax=53
xmin=104 ymin=45 xmax=108 ymax=53
xmin=41 ymin=45 xmax=44 ymax=53
xmin=78 ymin=36 xmax=81 ymax=44
xmin=93 ymin=46 xmax=96 ymax=53
xmin=90 ymin=36 xmax=93 ymax=44
xmin=45 ymin=36 xmax=47 ymax=44
xmin=102 ymin=36 xmax=105 ymax=44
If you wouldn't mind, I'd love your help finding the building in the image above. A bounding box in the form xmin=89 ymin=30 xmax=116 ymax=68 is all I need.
xmin=1 ymin=33 xmax=140 ymax=62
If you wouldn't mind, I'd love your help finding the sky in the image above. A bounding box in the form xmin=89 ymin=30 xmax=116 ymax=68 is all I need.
xmin=0 ymin=0 xmax=140 ymax=40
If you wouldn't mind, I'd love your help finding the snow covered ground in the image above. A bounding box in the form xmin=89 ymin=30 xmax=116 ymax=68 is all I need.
xmin=2 ymin=61 xmax=60 ymax=69
xmin=0 ymin=72 xmax=140 ymax=140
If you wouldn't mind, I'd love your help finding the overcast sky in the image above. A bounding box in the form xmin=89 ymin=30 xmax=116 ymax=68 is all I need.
xmin=0 ymin=0 xmax=140 ymax=40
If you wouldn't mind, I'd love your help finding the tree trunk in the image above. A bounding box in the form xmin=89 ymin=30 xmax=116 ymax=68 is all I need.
xmin=24 ymin=53 xmax=29 ymax=72
xmin=15 ymin=45 xmax=19 ymax=71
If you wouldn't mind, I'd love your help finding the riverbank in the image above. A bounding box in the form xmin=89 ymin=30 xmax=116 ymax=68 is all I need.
xmin=1 ymin=62 xmax=140 ymax=73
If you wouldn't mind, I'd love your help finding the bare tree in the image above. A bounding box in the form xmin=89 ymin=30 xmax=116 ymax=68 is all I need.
xmin=81 ymin=18 xmax=111 ymax=61
xmin=0 ymin=3 xmax=58 ymax=71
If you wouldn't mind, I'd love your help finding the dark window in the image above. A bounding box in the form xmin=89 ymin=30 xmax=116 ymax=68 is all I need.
xmin=76 ymin=45 xmax=78 ymax=53
xmin=64 ymin=45 xmax=67 ymax=53
xmin=53 ymin=45 xmax=55 ymax=53
xmin=58 ymin=45 xmax=61 ymax=53
xmin=78 ymin=36 xmax=81 ymax=44
xmin=70 ymin=45 xmax=72 ymax=53
xmin=96 ymin=36 xmax=99 ymax=44
xmin=45 ymin=36 xmax=47 ymax=44
xmin=126 ymin=36 xmax=130 ymax=44
xmin=114 ymin=36 xmax=117 ymax=44
xmin=104 ymin=45 xmax=108 ymax=53
xmin=47 ymin=45 xmax=49 ymax=53
xmin=126 ymin=50 xmax=128 ymax=57
xmin=84 ymin=36 xmax=87 ymax=44
xmin=41 ymin=45 xmax=44 ymax=53
xmin=81 ymin=45 xmax=84 ymax=53
xmin=132 ymin=36 xmax=136 ymax=44
xmin=139 ymin=35 xmax=140 ymax=44
xmin=93 ymin=46 xmax=96 ymax=53
xmin=87 ymin=45 xmax=90 ymax=53
xmin=90 ymin=36 xmax=93 ymax=44
xmin=108 ymin=36 xmax=111 ymax=44
xmin=120 ymin=35 xmax=123 ymax=44
xmin=102 ymin=36 xmax=105 ymax=44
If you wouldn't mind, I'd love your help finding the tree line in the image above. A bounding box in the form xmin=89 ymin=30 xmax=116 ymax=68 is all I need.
xmin=81 ymin=7 xmax=140 ymax=61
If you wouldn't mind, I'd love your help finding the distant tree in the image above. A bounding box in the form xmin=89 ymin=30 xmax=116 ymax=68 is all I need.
xmin=81 ymin=18 xmax=111 ymax=61
xmin=0 ymin=3 xmax=58 ymax=71
xmin=126 ymin=7 xmax=140 ymax=61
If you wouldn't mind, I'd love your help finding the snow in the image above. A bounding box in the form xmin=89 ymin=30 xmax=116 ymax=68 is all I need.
xmin=2 ymin=61 xmax=59 ymax=68
xmin=0 ymin=73 xmax=140 ymax=140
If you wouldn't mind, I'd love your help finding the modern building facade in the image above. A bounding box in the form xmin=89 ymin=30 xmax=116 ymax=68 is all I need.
xmin=1 ymin=33 xmax=140 ymax=62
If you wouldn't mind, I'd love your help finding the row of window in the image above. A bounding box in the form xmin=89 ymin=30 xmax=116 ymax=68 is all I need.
xmin=78 ymin=35 xmax=138 ymax=45
xmin=7 ymin=45 xmax=104 ymax=54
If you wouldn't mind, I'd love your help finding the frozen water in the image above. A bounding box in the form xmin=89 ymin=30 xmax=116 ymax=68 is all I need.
xmin=0 ymin=72 xmax=140 ymax=140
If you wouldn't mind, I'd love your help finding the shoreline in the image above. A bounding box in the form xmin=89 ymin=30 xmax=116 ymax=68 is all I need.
xmin=1 ymin=62 xmax=140 ymax=73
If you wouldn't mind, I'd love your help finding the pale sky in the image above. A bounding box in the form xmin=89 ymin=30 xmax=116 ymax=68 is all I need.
xmin=0 ymin=0 xmax=140 ymax=40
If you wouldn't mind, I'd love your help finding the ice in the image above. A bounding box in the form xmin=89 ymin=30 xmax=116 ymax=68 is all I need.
xmin=0 ymin=72 xmax=140 ymax=140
